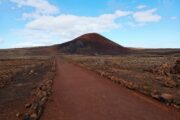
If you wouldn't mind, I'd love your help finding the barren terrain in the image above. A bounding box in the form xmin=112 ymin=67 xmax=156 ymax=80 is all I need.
xmin=0 ymin=33 xmax=180 ymax=120
xmin=63 ymin=55 xmax=180 ymax=108
xmin=41 ymin=57 xmax=180 ymax=120
xmin=0 ymin=56 xmax=56 ymax=120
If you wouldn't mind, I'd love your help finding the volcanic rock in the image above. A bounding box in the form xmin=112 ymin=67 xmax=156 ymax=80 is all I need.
xmin=56 ymin=33 xmax=130 ymax=55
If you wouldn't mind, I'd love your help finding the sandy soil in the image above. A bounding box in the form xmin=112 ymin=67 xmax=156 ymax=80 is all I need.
xmin=41 ymin=57 xmax=180 ymax=120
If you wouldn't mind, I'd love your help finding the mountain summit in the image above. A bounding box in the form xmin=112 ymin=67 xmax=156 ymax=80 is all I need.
xmin=57 ymin=33 xmax=130 ymax=55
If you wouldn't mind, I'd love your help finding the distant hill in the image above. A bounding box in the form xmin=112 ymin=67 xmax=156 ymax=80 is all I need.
xmin=55 ymin=33 xmax=130 ymax=55
xmin=0 ymin=46 xmax=57 ymax=58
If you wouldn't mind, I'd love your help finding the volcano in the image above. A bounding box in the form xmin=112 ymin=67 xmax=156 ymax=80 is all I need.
xmin=56 ymin=33 xmax=130 ymax=55
xmin=0 ymin=33 xmax=131 ymax=57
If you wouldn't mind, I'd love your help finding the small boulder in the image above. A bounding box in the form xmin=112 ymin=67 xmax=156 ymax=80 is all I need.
xmin=31 ymin=103 xmax=39 ymax=111
xmin=160 ymin=93 xmax=173 ymax=104
xmin=42 ymin=91 xmax=47 ymax=97
xmin=150 ymin=90 xmax=160 ymax=99
xmin=40 ymin=97 xmax=48 ymax=106
xmin=30 ymin=112 xmax=38 ymax=119
xmin=16 ymin=112 xmax=21 ymax=117
xmin=29 ymin=70 xmax=34 ymax=74
xmin=25 ymin=103 xmax=31 ymax=108
xmin=164 ymin=80 xmax=177 ymax=88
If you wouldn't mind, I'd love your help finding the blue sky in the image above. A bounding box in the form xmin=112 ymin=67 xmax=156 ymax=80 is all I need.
xmin=0 ymin=0 xmax=180 ymax=49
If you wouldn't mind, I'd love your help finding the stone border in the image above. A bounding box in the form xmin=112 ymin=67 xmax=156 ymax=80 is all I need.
xmin=16 ymin=58 xmax=56 ymax=120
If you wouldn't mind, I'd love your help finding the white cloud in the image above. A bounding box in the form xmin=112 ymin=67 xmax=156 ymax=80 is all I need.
xmin=9 ymin=0 xmax=163 ymax=48
xmin=25 ymin=10 xmax=131 ymax=40
xmin=0 ymin=0 xmax=5 ymax=4
xmin=170 ymin=16 xmax=177 ymax=20
xmin=137 ymin=5 xmax=147 ymax=9
xmin=26 ymin=10 xmax=131 ymax=32
xmin=158 ymin=0 xmax=174 ymax=8
xmin=12 ymin=28 xmax=60 ymax=47
xmin=0 ymin=37 xmax=4 ymax=43
xmin=11 ymin=10 xmax=131 ymax=48
xmin=133 ymin=9 xmax=162 ymax=23
xmin=12 ymin=42 xmax=40 ymax=48
xmin=12 ymin=41 xmax=53 ymax=48
xmin=126 ymin=22 xmax=144 ymax=27
xmin=11 ymin=0 xmax=59 ymax=19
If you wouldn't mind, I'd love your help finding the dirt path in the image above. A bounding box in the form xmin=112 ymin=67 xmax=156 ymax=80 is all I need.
xmin=41 ymin=57 xmax=180 ymax=120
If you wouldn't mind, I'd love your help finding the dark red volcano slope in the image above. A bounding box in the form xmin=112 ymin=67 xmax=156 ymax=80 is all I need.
xmin=57 ymin=33 xmax=130 ymax=55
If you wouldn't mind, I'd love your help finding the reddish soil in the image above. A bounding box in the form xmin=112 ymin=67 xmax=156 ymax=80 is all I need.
xmin=41 ymin=57 xmax=180 ymax=120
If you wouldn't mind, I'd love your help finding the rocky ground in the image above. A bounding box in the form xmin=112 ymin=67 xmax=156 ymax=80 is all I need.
xmin=0 ymin=56 xmax=56 ymax=120
xmin=63 ymin=55 xmax=180 ymax=108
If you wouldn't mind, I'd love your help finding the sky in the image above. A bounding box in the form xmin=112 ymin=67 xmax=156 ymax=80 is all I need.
xmin=0 ymin=0 xmax=180 ymax=49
